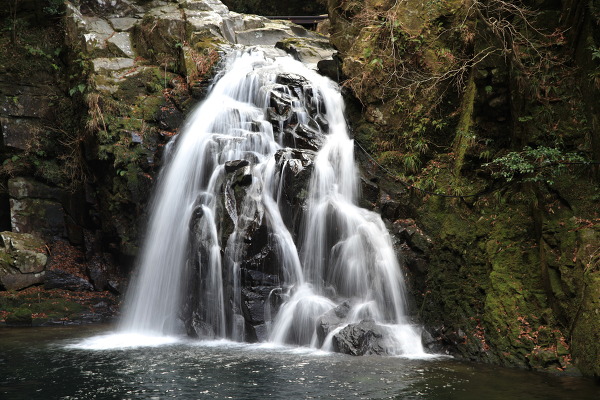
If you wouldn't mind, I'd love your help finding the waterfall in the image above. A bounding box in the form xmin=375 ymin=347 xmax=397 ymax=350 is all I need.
xmin=119 ymin=48 xmax=426 ymax=356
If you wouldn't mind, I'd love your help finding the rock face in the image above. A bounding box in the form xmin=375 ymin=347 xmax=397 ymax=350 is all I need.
xmin=0 ymin=232 xmax=47 ymax=290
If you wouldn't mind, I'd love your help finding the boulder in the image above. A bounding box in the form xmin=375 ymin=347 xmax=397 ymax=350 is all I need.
xmin=44 ymin=269 xmax=94 ymax=291
xmin=86 ymin=254 xmax=116 ymax=292
xmin=224 ymin=159 xmax=250 ymax=173
xmin=332 ymin=320 xmax=394 ymax=356
xmin=315 ymin=301 xmax=350 ymax=346
xmin=275 ymin=37 xmax=335 ymax=67
xmin=0 ymin=231 xmax=48 ymax=290
xmin=5 ymin=307 xmax=33 ymax=326
xmin=235 ymin=27 xmax=293 ymax=46
xmin=0 ymin=272 xmax=46 ymax=291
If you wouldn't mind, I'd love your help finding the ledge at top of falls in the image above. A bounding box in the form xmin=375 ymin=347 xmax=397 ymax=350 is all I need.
xmin=66 ymin=0 xmax=335 ymax=85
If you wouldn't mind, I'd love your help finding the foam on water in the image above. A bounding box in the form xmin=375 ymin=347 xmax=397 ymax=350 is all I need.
xmin=67 ymin=333 xmax=183 ymax=350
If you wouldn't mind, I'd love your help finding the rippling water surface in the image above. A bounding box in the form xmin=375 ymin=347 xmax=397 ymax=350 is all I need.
xmin=1 ymin=325 xmax=597 ymax=399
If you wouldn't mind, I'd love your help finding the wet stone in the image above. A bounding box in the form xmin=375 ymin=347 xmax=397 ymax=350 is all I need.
xmin=314 ymin=114 xmax=329 ymax=132
xmin=44 ymin=269 xmax=94 ymax=292
xmin=224 ymin=159 xmax=250 ymax=173
xmin=241 ymin=268 xmax=279 ymax=286
xmin=269 ymin=90 xmax=293 ymax=115
xmin=316 ymin=301 xmax=350 ymax=346
xmin=332 ymin=320 xmax=391 ymax=356
xmin=241 ymin=287 xmax=266 ymax=324
xmin=232 ymin=166 xmax=252 ymax=186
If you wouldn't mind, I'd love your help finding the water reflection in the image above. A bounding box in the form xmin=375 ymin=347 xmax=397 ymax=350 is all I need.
xmin=1 ymin=326 xmax=598 ymax=399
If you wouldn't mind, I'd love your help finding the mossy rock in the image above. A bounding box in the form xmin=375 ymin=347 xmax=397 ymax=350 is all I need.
xmin=6 ymin=307 xmax=33 ymax=326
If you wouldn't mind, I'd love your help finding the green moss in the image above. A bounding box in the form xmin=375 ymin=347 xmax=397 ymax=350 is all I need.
xmin=452 ymin=70 xmax=476 ymax=176
xmin=6 ymin=307 xmax=32 ymax=325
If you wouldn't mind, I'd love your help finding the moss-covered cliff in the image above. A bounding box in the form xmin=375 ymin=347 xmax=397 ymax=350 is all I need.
xmin=327 ymin=0 xmax=599 ymax=377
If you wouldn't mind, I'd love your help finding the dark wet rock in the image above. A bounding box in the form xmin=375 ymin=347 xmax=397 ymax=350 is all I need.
xmin=421 ymin=329 xmax=443 ymax=352
xmin=242 ymin=287 xmax=269 ymax=324
xmin=232 ymin=165 xmax=253 ymax=186
xmin=86 ymin=254 xmax=117 ymax=292
xmin=191 ymin=312 xmax=216 ymax=339
xmin=44 ymin=269 xmax=94 ymax=291
xmin=318 ymin=57 xmax=341 ymax=81
xmin=241 ymin=268 xmax=279 ymax=286
xmin=252 ymin=323 xmax=270 ymax=342
xmin=392 ymin=218 xmax=431 ymax=254
xmin=314 ymin=114 xmax=329 ymax=132
xmin=282 ymin=123 xmax=324 ymax=152
xmin=240 ymin=235 xmax=280 ymax=277
xmin=272 ymin=148 xmax=315 ymax=235
xmin=107 ymin=280 xmax=122 ymax=294
xmin=157 ymin=104 xmax=186 ymax=131
xmin=9 ymin=198 xmax=66 ymax=238
xmin=316 ymin=301 xmax=350 ymax=346
xmin=268 ymin=90 xmax=294 ymax=123
xmin=332 ymin=320 xmax=394 ymax=356
xmin=378 ymin=190 xmax=403 ymax=221
xmin=1 ymin=118 xmax=44 ymax=151
xmin=360 ymin=176 xmax=379 ymax=207
xmin=224 ymin=159 xmax=250 ymax=173
xmin=276 ymin=73 xmax=308 ymax=87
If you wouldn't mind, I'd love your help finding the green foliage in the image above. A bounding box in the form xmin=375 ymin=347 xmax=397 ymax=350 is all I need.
xmin=484 ymin=146 xmax=588 ymax=185
xmin=43 ymin=0 xmax=65 ymax=16
xmin=24 ymin=44 xmax=61 ymax=71
xmin=69 ymin=83 xmax=87 ymax=97
xmin=589 ymin=45 xmax=600 ymax=61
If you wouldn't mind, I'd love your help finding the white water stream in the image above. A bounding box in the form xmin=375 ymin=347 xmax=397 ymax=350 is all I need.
xmin=118 ymin=48 xmax=426 ymax=356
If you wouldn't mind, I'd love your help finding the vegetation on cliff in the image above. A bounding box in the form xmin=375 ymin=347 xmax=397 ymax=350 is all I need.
xmin=327 ymin=0 xmax=599 ymax=376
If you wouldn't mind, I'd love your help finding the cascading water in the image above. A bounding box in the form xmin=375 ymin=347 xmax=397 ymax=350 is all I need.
xmin=119 ymin=47 xmax=426 ymax=356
